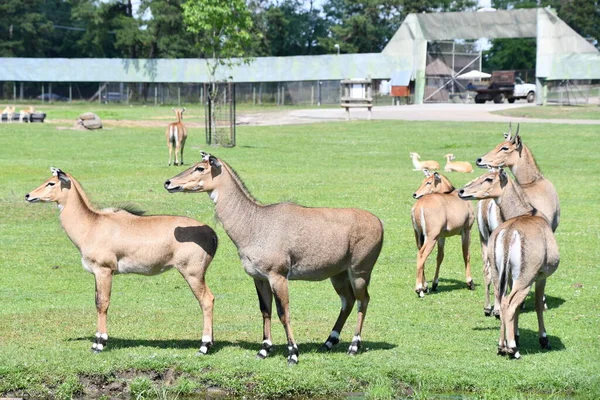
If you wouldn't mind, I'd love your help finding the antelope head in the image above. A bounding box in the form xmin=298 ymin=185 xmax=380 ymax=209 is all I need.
xmin=413 ymin=169 xmax=454 ymax=199
xmin=164 ymin=151 xmax=222 ymax=194
xmin=25 ymin=167 xmax=72 ymax=204
xmin=409 ymin=152 xmax=420 ymax=160
xmin=458 ymin=167 xmax=508 ymax=201
xmin=172 ymin=107 xmax=186 ymax=120
xmin=476 ymin=123 xmax=523 ymax=168
xmin=444 ymin=153 xmax=455 ymax=162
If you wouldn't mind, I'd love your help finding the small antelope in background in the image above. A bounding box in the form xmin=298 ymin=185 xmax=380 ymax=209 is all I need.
xmin=444 ymin=154 xmax=473 ymax=173
xmin=411 ymin=169 xmax=474 ymax=297
xmin=18 ymin=106 xmax=35 ymax=123
xmin=166 ymin=107 xmax=187 ymax=166
xmin=410 ymin=152 xmax=440 ymax=171
xmin=1 ymin=105 xmax=15 ymax=123
xmin=476 ymin=123 xmax=560 ymax=232
xmin=26 ymin=168 xmax=218 ymax=355
xmin=165 ymin=152 xmax=384 ymax=365
xmin=459 ymin=168 xmax=559 ymax=359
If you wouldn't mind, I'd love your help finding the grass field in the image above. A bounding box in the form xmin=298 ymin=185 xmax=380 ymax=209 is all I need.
xmin=1 ymin=110 xmax=599 ymax=399
xmin=492 ymin=104 xmax=600 ymax=120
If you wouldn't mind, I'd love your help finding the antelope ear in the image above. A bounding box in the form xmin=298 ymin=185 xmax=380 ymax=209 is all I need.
xmin=209 ymin=155 xmax=221 ymax=168
xmin=51 ymin=167 xmax=70 ymax=183
xmin=433 ymin=172 xmax=441 ymax=183
xmin=514 ymin=124 xmax=522 ymax=149
xmin=182 ymin=108 xmax=186 ymax=113
xmin=172 ymin=107 xmax=175 ymax=112
xmin=422 ymin=168 xmax=432 ymax=177
xmin=498 ymin=168 xmax=508 ymax=187
xmin=505 ymin=122 xmax=513 ymax=141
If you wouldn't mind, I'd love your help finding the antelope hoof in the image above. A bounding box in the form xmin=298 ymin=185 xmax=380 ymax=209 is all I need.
xmin=484 ymin=307 xmax=493 ymax=317
xmin=467 ymin=280 xmax=474 ymax=290
xmin=347 ymin=336 xmax=361 ymax=356
xmin=91 ymin=332 xmax=108 ymax=354
xmin=256 ymin=340 xmax=273 ymax=360
xmin=431 ymin=282 xmax=438 ymax=292
xmin=196 ymin=341 xmax=213 ymax=356
xmin=415 ymin=289 xmax=425 ymax=298
xmin=287 ymin=344 xmax=299 ymax=366
xmin=507 ymin=347 xmax=521 ymax=360
xmin=319 ymin=335 xmax=340 ymax=352
xmin=493 ymin=309 xmax=500 ymax=320
xmin=539 ymin=336 xmax=551 ymax=350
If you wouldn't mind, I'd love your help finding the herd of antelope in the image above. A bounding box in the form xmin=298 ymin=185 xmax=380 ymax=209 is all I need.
xmin=410 ymin=123 xmax=560 ymax=359
xmin=24 ymin=119 xmax=559 ymax=363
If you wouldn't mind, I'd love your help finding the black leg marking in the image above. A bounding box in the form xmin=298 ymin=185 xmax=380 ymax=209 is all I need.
xmin=197 ymin=340 xmax=213 ymax=356
xmin=287 ymin=344 xmax=299 ymax=366
xmin=539 ymin=336 xmax=551 ymax=350
xmin=484 ymin=307 xmax=493 ymax=317
xmin=91 ymin=332 xmax=108 ymax=354
xmin=256 ymin=340 xmax=274 ymax=360
xmin=347 ymin=335 xmax=361 ymax=356
xmin=319 ymin=332 xmax=340 ymax=352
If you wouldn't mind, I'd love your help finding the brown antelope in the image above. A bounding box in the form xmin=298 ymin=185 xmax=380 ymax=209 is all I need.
xmin=476 ymin=123 xmax=560 ymax=232
xmin=410 ymin=152 xmax=440 ymax=171
xmin=166 ymin=108 xmax=187 ymax=166
xmin=18 ymin=106 xmax=35 ymax=123
xmin=164 ymin=152 xmax=384 ymax=365
xmin=25 ymin=168 xmax=218 ymax=355
xmin=444 ymin=154 xmax=474 ymax=173
xmin=412 ymin=168 xmax=454 ymax=199
xmin=411 ymin=170 xmax=474 ymax=297
xmin=1 ymin=105 xmax=15 ymax=123
xmin=458 ymin=168 xmax=559 ymax=359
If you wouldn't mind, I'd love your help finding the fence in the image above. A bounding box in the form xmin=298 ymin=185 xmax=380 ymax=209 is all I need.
xmin=0 ymin=80 xmax=397 ymax=107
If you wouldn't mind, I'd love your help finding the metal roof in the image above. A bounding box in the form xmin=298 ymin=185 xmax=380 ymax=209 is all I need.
xmin=0 ymin=53 xmax=404 ymax=83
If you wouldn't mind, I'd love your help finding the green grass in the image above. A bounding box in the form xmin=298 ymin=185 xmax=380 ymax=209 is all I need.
xmin=1 ymin=116 xmax=599 ymax=399
xmin=492 ymin=104 xmax=600 ymax=120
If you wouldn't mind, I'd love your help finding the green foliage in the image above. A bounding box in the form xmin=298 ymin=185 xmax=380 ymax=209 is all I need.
xmin=483 ymin=38 xmax=537 ymax=71
xmin=1 ymin=110 xmax=599 ymax=398
xmin=182 ymin=0 xmax=255 ymax=76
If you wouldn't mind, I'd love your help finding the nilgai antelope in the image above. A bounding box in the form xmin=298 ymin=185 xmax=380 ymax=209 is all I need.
xmin=166 ymin=107 xmax=187 ymax=166
xmin=412 ymin=168 xmax=454 ymax=199
xmin=444 ymin=154 xmax=473 ymax=173
xmin=410 ymin=152 xmax=440 ymax=171
xmin=26 ymin=168 xmax=218 ymax=355
xmin=1 ymin=105 xmax=15 ymax=123
xmin=476 ymin=123 xmax=560 ymax=232
xmin=411 ymin=169 xmax=474 ymax=297
xmin=164 ymin=152 xmax=384 ymax=365
xmin=19 ymin=106 xmax=35 ymax=123
xmin=458 ymin=168 xmax=559 ymax=359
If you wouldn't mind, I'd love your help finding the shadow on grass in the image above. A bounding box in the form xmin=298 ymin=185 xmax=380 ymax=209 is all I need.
xmin=68 ymin=337 xmax=396 ymax=355
xmin=427 ymin=277 xmax=472 ymax=294
xmin=471 ymin=326 xmax=565 ymax=355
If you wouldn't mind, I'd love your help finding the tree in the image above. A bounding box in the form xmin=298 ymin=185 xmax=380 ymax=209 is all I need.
xmin=182 ymin=0 xmax=256 ymax=146
xmin=0 ymin=0 xmax=54 ymax=57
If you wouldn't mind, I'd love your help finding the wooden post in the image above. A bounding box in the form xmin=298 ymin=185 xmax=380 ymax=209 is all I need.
xmin=98 ymin=83 xmax=101 ymax=104
xmin=69 ymin=83 xmax=72 ymax=102
xmin=13 ymin=82 xmax=16 ymax=102
xmin=42 ymin=84 xmax=45 ymax=103
xmin=49 ymin=83 xmax=52 ymax=103
xmin=311 ymin=85 xmax=314 ymax=106
xmin=178 ymin=85 xmax=181 ymax=106
xmin=252 ymin=84 xmax=256 ymax=105
xmin=20 ymin=82 xmax=24 ymax=101
xmin=154 ymin=85 xmax=158 ymax=105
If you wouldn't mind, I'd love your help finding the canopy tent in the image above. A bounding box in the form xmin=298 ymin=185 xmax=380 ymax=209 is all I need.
xmin=456 ymin=70 xmax=491 ymax=79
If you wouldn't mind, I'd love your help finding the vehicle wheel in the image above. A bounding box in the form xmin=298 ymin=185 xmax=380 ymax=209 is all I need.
xmin=475 ymin=95 xmax=485 ymax=104
xmin=507 ymin=98 xmax=516 ymax=103
xmin=527 ymin=92 xmax=535 ymax=103
xmin=493 ymin=93 xmax=505 ymax=103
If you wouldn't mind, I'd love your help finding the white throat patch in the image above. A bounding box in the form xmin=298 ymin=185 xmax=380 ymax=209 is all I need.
xmin=209 ymin=190 xmax=219 ymax=203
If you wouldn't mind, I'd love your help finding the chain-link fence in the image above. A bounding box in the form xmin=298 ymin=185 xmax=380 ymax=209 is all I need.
xmin=0 ymin=79 xmax=398 ymax=106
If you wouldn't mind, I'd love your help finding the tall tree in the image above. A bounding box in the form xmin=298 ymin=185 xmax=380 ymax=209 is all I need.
xmin=182 ymin=0 xmax=256 ymax=146
xmin=0 ymin=0 xmax=54 ymax=57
